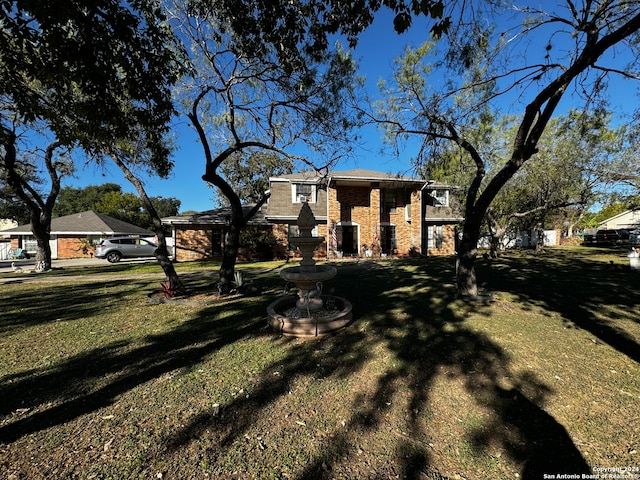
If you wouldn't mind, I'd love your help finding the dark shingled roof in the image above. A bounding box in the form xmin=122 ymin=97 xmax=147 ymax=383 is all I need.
xmin=0 ymin=210 xmax=153 ymax=236
xmin=161 ymin=204 xmax=269 ymax=226
xmin=271 ymin=169 xmax=424 ymax=183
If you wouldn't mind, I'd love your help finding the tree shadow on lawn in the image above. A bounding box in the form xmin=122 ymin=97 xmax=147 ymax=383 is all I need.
xmin=477 ymin=249 xmax=640 ymax=364
xmin=0 ymin=256 xmax=596 ymax=478
xmin=0 ymin=284 xmax=268 ymax=444
xmin=160 ymin=259 xmax=591 ymax=479
xmin=0 ymin=278 xmax=127 ymax=335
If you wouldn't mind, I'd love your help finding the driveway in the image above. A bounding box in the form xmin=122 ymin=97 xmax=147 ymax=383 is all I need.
xmin=0 ymin=257 xmax=161 ymax=283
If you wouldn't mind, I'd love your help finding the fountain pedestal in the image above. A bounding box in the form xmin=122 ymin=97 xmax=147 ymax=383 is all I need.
xmin=267 ymin=203 xmax=352 ymax=337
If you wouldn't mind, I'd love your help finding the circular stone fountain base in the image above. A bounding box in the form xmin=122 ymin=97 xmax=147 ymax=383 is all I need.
xmin=267 ymin=295 xmax=353 ymax=337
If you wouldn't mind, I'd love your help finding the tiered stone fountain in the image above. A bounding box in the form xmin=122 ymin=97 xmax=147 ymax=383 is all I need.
xmin=267 ymin=203 xmax=353 ymax=336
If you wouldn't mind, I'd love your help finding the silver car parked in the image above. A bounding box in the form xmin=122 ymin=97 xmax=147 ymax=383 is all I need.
xmin=95 ymin=236 xmax=158 ymax=263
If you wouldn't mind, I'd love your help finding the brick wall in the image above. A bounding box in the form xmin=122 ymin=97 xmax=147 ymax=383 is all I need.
xmin=170 ymin=182 xmax=460 ymax=261
xmin=424 ymin=223 xmax=456 ymax=256
xmin=271 ymin=221 xmax=327 ymax=259
xmin=328 ymin=184 xmax=423 ymax=256
xmin=57 ymin=236 xmax=95 ymax=258
xmin=173 ymin=223 xmax=314 ymax=262
xmin=9 ymin=235 xmax=96 ymax=259
xmin=175 ymin=226 xmax=213 ymax=261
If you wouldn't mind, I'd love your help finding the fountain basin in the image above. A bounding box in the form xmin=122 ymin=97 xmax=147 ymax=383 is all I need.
xmin=267 ymin=295 xmax=353 ymax=337
xmin=268 ymin=202 xmax=352 ymax=337
xmin=280 ymin=264 xmax=337 ymax=282
xmin=280 ymin=264 xmax=338 ymax=312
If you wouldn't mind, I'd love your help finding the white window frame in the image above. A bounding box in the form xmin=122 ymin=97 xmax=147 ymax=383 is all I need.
xmin=405 ymin=203 xmax=412 ymax=222
xmin=431 ymin=189 xmax=449 ymax=207
xmin=291 ymin=183 xmax=316 ymax=203
xmin=427 ymin=225 xmax=444 ymax=249
xmin=22 ymin=235 xmax=38 ymax=253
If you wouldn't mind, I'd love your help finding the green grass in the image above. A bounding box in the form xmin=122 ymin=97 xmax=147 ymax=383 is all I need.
xmin=1 ymin=248 xmax=639 ymax=479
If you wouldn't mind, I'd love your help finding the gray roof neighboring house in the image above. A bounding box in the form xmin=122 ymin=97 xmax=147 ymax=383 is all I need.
xmin=162 ymin=204 xmax=270 ymax=226
xmin=0 ymin=210 xmax=153 ymax=236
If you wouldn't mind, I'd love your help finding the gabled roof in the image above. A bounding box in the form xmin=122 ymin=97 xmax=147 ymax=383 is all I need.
xmin=331 ymin=169 xmax=423 ymax=183
xmin=162 ymin=204 xmax=270 ymax=226
xmin=270 ymin=169 xmax=425 ymax=184
xmin=0 ymin=210 xmax=153 ymax=236
xmin=598 ymin=208 xmax=640 ymax=229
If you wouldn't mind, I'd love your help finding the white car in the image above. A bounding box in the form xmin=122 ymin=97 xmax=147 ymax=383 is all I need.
xmin=95 ymin=237 xmax=158 ymax=263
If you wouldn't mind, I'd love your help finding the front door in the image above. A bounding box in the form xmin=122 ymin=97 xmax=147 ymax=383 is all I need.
xmin=380 ymin=225 xmax=397 ymax=255
xmin=340 ymin=225 xmax=358 ymax=255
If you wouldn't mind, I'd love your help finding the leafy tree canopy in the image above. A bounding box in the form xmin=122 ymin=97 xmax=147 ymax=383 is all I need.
xmin=190 ymin=0 xmax=449 ymax=73
xmin=0 ymin=0 xmax=184 ymax=160
xmin=170 ymin=0 xmax=376 ymax=289
xmin=218 ymin=150 xmax=294 ymax=206
xmin=0 ymin=179 xmax=30 ymax=224
xmin=1 ymin=1 xmax=184 ymax=270
xmin=54 ymin=184 xmax=180 ymax=229
xmin=373 ymin=1 xmax=640 ymax=295
xmin=54 ymin=183 xmax=122 ymax=218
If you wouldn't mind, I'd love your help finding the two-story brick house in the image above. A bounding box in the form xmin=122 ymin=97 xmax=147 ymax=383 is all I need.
xmin=266 ymin=169 xmax=463 ymax=257
xmin=161 ymin=168 xmax=462 ymax=261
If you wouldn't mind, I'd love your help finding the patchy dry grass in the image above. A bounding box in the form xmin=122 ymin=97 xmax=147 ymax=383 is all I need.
xmin=1 ymin=247 xmax=639 ymax=479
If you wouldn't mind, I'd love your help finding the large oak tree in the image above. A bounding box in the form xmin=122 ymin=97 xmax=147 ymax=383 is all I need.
xmin=170 ymin=0 xmax=369 ymax=291
xmin=373 ymin=1 xmax=640 ymax=296
xmin=0 ymin=0 xmax=183 ymax=274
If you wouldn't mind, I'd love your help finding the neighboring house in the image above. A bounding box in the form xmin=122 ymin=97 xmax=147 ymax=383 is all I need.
xmin=0 ymin=210 xmax=153 ymax=259
xmin=267 ymin=169 xmax=463 ymax=257
xmin=597 ymin=208 xmax=640 ymax=230
xmin=0 ymin=218 xmax=18 ymax=260
xmin=162 ymin=204 xmax=273 ymax=262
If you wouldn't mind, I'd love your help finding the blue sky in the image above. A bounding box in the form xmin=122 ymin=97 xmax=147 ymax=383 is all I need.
xmin=65 ymin=11 xmax=433 ymax=213
xmin=64 ymin=8 xmax=638 ymax=213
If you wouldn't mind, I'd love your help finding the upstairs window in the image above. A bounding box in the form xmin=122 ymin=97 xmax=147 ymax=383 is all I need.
xmin=431 ymin=189 xmax=449 ymax=207
xmin=383 ymin=189 xmax=397 ymax=213
xmin=292 ymin=183 xmax=315 ymax=203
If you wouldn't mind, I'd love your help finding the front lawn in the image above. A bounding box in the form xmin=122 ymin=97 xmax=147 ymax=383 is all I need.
xmin=1 ymin=248 xmax=639 ymax=479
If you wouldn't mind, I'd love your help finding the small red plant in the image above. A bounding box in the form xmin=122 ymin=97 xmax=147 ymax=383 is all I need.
xmin=159 ymin=279 xmax=179 ymax=298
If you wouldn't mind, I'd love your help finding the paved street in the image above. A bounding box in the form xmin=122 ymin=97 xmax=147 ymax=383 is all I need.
xmin=0 ymin=257 xmax=158 ymax=275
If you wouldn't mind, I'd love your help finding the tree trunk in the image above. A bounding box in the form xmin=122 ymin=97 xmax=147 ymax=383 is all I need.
xmin=219 ymin=223 xmax=240 ymax=293
xmin=456 ymin=224 xmax=480 ymax=297
xmin=109 ymin=154 xmax=186 ymax=295
xmin=2 ymin=130 xmax=60 ymax=273
xmin=154 ymin=232 xmax=186 ymax=295
xmin=489 ymin=234 xmax=499 ymax=258
xmin=32 ymin=218 xmax=52 ymax=272
xmin=535 ymin=228 xmax=545 ymax=252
